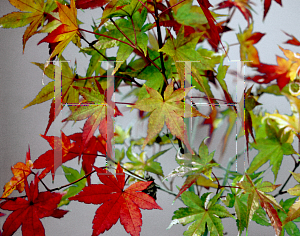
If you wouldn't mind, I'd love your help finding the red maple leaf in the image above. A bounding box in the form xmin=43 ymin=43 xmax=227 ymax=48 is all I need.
xmin=69 ymin=163 xmax=162 ymax=236
xmin=69 ymin=133 xmax=106 ymax=185
xmin=76 ymin=0 xmax=110 ymax=9
xmin=33 ymin=131 xmax=78 ymax=180
xmin=216 ymin=0 xmax=254 ymax=25
xmin=62 ymin=79 xmax=122 ymax=158
xmin=0 ymin=175 xmax=67 ymax=236
xmin=246 ymin=47 xmax=300 ymax=90
xmin=197 ymin=0 xmax=224 ymax=51
xmin=283 ymin=31 xmax=300 ymax=46
xmin=263 ymin=0 xmax=282 ymax=20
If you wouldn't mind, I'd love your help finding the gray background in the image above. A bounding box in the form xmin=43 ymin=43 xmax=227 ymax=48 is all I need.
xmin=0 ymin=0 xmax=299 ymax=235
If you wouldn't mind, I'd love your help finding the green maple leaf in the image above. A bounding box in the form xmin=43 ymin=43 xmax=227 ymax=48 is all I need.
xmin=58 ymin=166 xmax=87 ymax=207
xmin=124 ymin=48 xmax=172 ymax=100
xmin=174 ymin=1 xmax=208 ymax=27
xmin=237 ymin=174 xmax=283 ymax=236
xmin=132 ymin=81 xmax=208 ymax=153
xmin=222 ymin=176 xmax=271 ymax=234
xmin=247 ymin=119 xmax=296 ymax=180
xmin=164 ymin=137 xmax=218 ymax=184
xmin=158 ymin=26 xmax=215 ymax=102
xmin=168 ymin=191 xmax=234 ymax=236
xmin=278 ymin=197 xmax=300 ymax=236
xmin=103 ymin=0 xmax=146 ymax=18
xmin=123 ymin=144 xmax=169 ymax=179
xmin=100 ymin=7 xmax=152 ymax=74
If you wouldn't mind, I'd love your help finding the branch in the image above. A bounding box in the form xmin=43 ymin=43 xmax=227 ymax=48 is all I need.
xmin=153 ymin=0 xmax=168 ymax=94
xmin=274 ymin=160 xmax=300 ymax=197
xmin=48 ymin=169 xmax=99 ymax=192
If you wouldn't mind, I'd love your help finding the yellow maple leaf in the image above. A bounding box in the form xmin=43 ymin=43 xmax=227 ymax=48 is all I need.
xmin=38 ymin=0 xmax=81 ymax=60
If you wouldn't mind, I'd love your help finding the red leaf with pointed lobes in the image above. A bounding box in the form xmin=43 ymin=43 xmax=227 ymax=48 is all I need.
xmin=76 ymin=0 xmax=110 ymax=9
xmin=263 ymin=0 xmax=282 ymax=20
xmin=70 ymin=163 xmax=162 ymax=236
xmin=216 ymin=0 xmax=253 ymax=25
xmin=33 ymin=131 xmax=78 ymax=180
xmin=246 ymin=47 xmax=300 ymax=90
xmin=197 ymin=0 xmax=225 ymax=52
xmin=0 ymin=175 xmax=67 ymax=236
xmin=283 ymin=31 xmax=300 ymax=46
xmin=69 ymin=133 xmax=106 ymax=185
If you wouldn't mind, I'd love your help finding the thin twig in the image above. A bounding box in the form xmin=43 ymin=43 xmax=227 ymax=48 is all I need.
xmin=153 ymin=0 xmax=168 ymax=94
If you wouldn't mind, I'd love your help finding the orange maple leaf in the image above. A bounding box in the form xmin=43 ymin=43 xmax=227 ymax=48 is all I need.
xmin=247 ymin=47 xmax=300 ymax=90
xmin=1 ymin=145 xmax=33 ymax=198
xmin=38 ymin=0 xmax=81 ymax=60
xmin=0 ymin=0 xmax=52 ymax=52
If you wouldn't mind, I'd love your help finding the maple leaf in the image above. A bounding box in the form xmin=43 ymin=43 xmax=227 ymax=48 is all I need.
xmin=216 ymin=0 xmax=254 ymax=25
xmin=123 ymin=144 xmax=167 ymax=183
xmin=62 ymin=79 xmax=122 ymax=148
xmin=58 ymin=165 xmax=87 ymax=207
xmin=38 ymin=0 xmax=81 ymax=60
xmin=196 ymin=0 xmax=223 ymax=51
xmin=33 ymin=131 xmax=78 ymax=180
xmin=277 ymin=197 xmax=300 ymax=236
xmin=0 ymin=0 xmax=57 ymax=52
xmin=158 ymin=26 xmax=216 ymax=103
xmin=69 ymin=163 xmax=162 ymax=236
xmin=168 ymin=190 xmax=234 ymax=236
xmin=164 ymin=137 xmax=218 ymax=199
xmin=246 ymin=47 xmax=300 ymax=90
xmin=247 ymin=118 xmax=295 ymax=180
xmin=68 ymin=132 xmax=106 ymax=185
xmin=132 ymin=81 xmax=208 ymax=153
xmin=283 ymin=31 xmax=300 ymax=46
xmin=101 ymin=7 xmax=153 ymax=74
xmin=262 ymin=93 xmax=300 ymax=142
xmin=237 ymin=174 xmax=283 ymax=236
xmin=282 ymin=172 xmax=300 ymax=226
xmin=237 ymin=23 xmax=265 ymax=66
xmin=0 ymin=175 xmax=68 ymax=236
xmin=2 ymin=145 xmax=33 ymax=198
xmin=76 ymin=0 xmax=109 ymax=9
xmin=263 ymin=0 xmax=282 ymax=20
xmin=237 ymin=85 xmax=261 ymax=163
xmin=23 ymin=56 xmax=93 ymax=135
